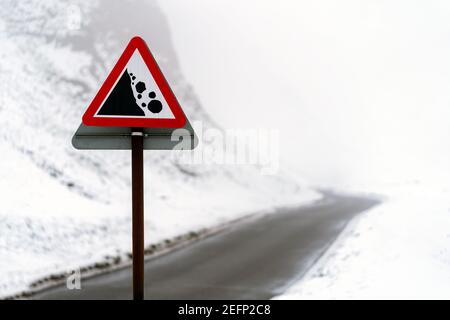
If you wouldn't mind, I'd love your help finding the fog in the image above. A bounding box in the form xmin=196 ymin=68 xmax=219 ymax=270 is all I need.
xmin=159 ymin=0 xmax=450 ymax=188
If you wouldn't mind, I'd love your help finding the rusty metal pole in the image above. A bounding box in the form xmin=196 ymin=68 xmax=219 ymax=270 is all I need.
xmin=131 ymin=129 xmax=144 ymax=300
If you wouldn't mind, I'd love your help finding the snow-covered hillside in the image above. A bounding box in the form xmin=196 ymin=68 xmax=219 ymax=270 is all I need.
xmin=158 ymin=1 xmax=450 ymax=300
xmin=0 ymin=0 xmax=319 ymax=297
xmin=275 ymin=183 xmax=450 ymax=299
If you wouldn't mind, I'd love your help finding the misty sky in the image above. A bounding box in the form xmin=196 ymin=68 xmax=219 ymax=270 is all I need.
xmin=159 ymin=0 xmax=450 ymax=187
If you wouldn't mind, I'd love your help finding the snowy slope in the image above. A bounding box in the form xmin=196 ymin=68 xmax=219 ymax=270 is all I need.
xmin=275 ymin=183 xmax=450 ymax=299
xmin=0 ymin=0 xmax=318 ymax=297
xmin=158 ymin=1 xmax=450 ymax=299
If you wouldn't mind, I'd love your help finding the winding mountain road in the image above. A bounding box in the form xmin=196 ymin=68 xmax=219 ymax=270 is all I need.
xmin=35 ymin=192 xmax=378 ymax=300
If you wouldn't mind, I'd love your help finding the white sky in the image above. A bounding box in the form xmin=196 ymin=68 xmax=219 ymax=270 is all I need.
xmin=159 ymin=0 xmax=450 ymax=187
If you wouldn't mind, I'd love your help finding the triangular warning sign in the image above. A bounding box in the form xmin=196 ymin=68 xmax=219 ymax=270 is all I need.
xmin=82 ymin=36 xmax=186 ymax=128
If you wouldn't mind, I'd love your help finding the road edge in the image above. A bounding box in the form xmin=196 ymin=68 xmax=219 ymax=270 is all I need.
xmin=5 ymin=196 xmax=322 ymax=300
xmin=272 ymin=191 xmax=383 ymax=299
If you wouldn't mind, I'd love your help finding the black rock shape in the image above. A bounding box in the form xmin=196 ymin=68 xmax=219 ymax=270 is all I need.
xmin=97 ymin=70 xmax=145 ymax=116
xmin=148 ymin=91 xmax=156 ymax=99
xmin=135 ymin=81 xmax=146 ymax=93
xmin=148 ymin=100 xmax=162 ymax=113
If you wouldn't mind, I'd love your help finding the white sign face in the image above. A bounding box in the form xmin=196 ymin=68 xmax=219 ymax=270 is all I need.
xmin=82 ymin=36 xmax=186 ymax=129
xmin=94 ymin=50 xmax=175 ymax=119
xmin=126 ymin=51 xmax=175 ymax=119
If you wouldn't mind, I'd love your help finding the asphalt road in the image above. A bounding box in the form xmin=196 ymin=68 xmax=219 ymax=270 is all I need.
xmin=35 ymin=192 xmax=378 ymax=300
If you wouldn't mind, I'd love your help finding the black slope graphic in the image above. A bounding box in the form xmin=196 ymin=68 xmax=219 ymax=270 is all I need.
xmin=97 ymin=69 xmax=145 ymax=116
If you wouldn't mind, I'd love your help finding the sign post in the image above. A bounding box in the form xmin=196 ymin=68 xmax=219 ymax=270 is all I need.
xmin=131 ymin=129 xmax=144 ymax=300
xmin=71 ymin=36 xmax=198 ymax=300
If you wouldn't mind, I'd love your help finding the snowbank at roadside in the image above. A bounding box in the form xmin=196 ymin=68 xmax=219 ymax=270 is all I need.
xmin=275 ymin=183 xmax=450 ymax=299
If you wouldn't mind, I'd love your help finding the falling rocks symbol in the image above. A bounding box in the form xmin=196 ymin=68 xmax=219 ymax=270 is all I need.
xmin=148 ymin=99 xmax=162 ymax=113
xmin=135 ymin=81 xmax=146 ymax=93
xmin=97 ymin=68 xmax=164 ymax=117
xmin=97 ymin=69 xmax=145 ymax=116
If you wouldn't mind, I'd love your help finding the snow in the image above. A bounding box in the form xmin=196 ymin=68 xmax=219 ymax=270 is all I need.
xmin=158 ymin=1 xmax=450 ymax=299
xmin=275 ymin=183 xmax=450 ymax=299
xmin=0 ymin=1 xmax=319 ymax=298
xmin=0 ymin=136 xmax=318 ymax=297
xmin=4 ymin=0 xmax=448 ymax=301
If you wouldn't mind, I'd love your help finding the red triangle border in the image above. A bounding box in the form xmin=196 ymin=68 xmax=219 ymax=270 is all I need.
xmin=82 ymin=36 xmax=186 ymax=128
